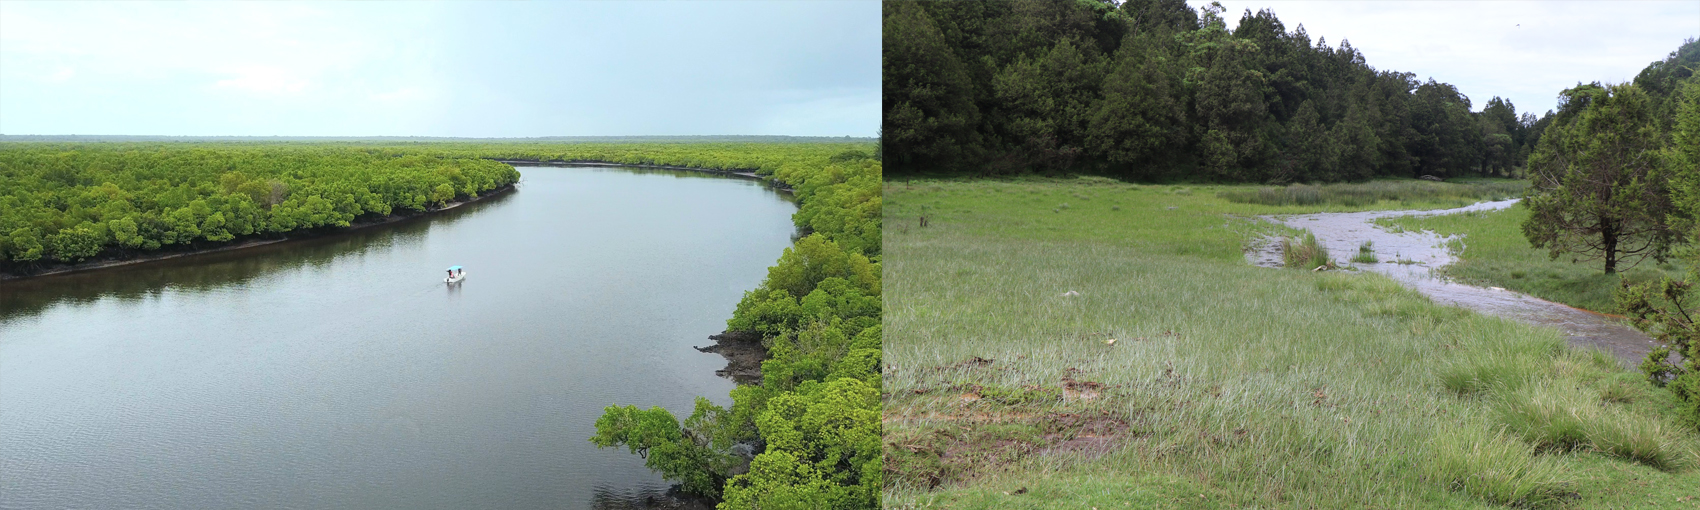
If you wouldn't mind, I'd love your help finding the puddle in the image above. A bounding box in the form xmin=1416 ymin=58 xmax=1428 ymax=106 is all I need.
xmin=1248 ymin=199 xmax=1660 ymax=367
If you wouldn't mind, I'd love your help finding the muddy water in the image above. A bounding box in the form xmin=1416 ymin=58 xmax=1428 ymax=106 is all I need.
xmin=1248 ymin=200 xmax=1659 ymax=366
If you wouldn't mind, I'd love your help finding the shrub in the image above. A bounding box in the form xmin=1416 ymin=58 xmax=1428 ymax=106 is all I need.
xmin=1618 ymin=274 xmax=1700 ymax=430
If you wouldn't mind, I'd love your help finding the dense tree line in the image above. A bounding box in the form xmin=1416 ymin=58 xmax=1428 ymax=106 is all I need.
xmin=581 ymin=147 xmax=882 ymax=508
xmin=883 ymin=0 xmax=1549 ymax=182
xmin=0 ymin=142 xmax=883 ymax=275
xmin=426 ymin=143 xmax=883 ymax=257
xmin=0 ymin=144 xmax=520 ymax=272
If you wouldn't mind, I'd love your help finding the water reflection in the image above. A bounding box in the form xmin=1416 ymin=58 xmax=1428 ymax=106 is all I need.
xmin=1249 ymin=200 xmax=1660 ymax=366
xmin=589 ymin=484 xmax=713 ymax=510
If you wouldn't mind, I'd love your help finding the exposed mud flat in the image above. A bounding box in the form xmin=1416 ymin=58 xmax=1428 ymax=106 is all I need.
xmin=883 ymin=355 xmax=1138 ymax=490
xmin=695 ymin=331 xmax=766 ymax=385
xmin=1248 ymin=199 xmax=1661 ymax=367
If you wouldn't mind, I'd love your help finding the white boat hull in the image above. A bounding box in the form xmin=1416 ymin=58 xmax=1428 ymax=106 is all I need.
xmin=445 ymin=270 xmax=467 ymax=283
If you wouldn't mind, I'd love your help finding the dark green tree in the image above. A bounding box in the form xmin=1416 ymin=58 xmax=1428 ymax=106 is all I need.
xmin=589 ymin=400 xmax=738 ymax=499
xmin=1087 ymin=30 xmax=1186 ymax=178
xmin=1616 ymin=75 xmax=1700 ymax=425
xmin=883 ymin=0 xmax=981 ymax=172
xmin=1523 ymin=82 xmax=1679 ymax=274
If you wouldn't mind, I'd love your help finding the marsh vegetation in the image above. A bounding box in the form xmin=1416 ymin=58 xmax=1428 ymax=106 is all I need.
xmin=883 ymin=177 xmax=1700 ymax=508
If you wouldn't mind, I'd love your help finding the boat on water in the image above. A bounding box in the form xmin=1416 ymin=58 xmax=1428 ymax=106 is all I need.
xmin=445 ymin=265 xmax=467 ymax=284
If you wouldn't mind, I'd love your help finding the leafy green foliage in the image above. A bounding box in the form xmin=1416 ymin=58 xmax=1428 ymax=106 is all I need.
xmin=582 ymin=144 xmax=882 ymax=507
xmin=1522 ymin=82 xmax=1679 ymax=274
xmin=722 ymin=378 xmax=881 ymax=509
xmin=882 ymin=0 xmax=982 ymax=172
xmin=1612 ymin=54 xmax=1700 ymax=434
xmin=883 ymin=1 xmax=1538 ymax=181
xmin=1619 ymin=273 xmax=1700 ymax=428
xmin=591 ymin=400 xmax=737 ymax=499
xmin=0 ymin=143 xmax=519 ymax=268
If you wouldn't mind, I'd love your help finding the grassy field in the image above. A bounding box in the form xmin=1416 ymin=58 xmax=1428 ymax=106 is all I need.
xmin=883 ymin=177 xmax=1700 ymax=509
xmin=1375 ymin=207 xmax=1689 ymax=314
xmin=1219 ymin=179 xmax=1525 ymax=208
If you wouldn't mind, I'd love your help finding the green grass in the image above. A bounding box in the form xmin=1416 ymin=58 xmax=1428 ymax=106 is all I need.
xmin=1353 ymin=240 xmax=1381 ymax=264
xmin=1375 ymin=207 xmax=1689 ymax=313
xmin=1217 ymin=179 xmax=1526 ymax=208
xmin=885 ymin=176 xmax=1700 ymax=508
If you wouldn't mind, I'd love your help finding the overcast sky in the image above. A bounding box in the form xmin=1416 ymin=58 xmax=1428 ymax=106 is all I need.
xmin=0 ymin=1 xmax=879 ymax=137
xmin=1190 ymin=0 xmax=1699 ymax=117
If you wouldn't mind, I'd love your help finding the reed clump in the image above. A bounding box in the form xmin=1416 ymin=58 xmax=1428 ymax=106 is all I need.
xmin=1282 ymin=231 xmax=1331 ymax=269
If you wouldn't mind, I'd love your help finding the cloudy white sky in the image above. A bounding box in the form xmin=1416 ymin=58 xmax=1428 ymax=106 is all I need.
xmin=1189 ymin=0 xmax=1699 ymax=117
xmin=0 ymin=1 xmax=879 ymax=137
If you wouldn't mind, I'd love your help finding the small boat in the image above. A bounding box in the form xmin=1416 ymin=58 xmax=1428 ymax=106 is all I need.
xmin=445 ymin=265 xmax=467 ymax=284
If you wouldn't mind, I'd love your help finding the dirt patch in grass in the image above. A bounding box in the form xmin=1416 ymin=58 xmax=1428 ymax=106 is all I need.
xmin=883 ymin=410 xmax=1139 ymax=490
xmin=1061 ymin=376 xmax=1106 ymax=402
xmin=1039 ymin=412 xmax=1132 ymax=456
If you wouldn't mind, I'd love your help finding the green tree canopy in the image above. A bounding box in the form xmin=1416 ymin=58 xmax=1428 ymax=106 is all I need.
xmin=1522 ymin=82 xmax=1679 ymax=274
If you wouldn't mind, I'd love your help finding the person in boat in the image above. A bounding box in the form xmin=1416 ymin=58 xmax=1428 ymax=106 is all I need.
xmin=448 ymin=269 xmax=453 ymax=278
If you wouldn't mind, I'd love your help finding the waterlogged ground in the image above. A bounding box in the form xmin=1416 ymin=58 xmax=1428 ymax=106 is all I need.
xmin=1249 ymin=200 xmax=1661 ymax=366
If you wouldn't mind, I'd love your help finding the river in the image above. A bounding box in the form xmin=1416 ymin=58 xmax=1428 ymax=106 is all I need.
xmin=0 ymin=165 xmax=797 ymax=509
xmin=1247 ymin=199 xmax=1660 ymax=367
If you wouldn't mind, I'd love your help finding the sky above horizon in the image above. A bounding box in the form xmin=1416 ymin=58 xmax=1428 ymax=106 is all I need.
xmin=1189 ymin=0 xmax=1699 ymax=117
xmin=0 ymin=1 xmax=879 ymax=137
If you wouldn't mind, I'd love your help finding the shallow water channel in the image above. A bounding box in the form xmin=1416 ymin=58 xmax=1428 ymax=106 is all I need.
xmin=0 ymin=165 xmax=797 ymax=509
xmin=1248 ymin=200 xmax=1660 ymax=366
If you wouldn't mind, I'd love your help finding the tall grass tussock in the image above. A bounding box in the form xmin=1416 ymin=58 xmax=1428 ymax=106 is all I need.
xmin=1282 ymin=231 xmax=1331 ymax=269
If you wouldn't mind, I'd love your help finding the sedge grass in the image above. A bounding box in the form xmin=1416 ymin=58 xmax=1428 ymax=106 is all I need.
xmin=885 ymin=176 xmax=1700 ymax=508
xmin=1282 ymin=231 xmax=1332 ymax=269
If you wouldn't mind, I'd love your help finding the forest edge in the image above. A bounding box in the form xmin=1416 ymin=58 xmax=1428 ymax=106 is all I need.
xmin=1 ymin=159 xmax=796 ymax=282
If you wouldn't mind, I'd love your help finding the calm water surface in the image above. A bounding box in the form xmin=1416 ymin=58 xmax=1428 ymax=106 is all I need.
xmin=0 ymin=166 xmax=797 ymax=509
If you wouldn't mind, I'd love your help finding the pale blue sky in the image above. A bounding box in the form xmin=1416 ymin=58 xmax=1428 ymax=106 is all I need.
xmin=0 ymin=1 xmax=880 ymax=137
xmin=1191 ymin=0 xmax=1700 ymax=117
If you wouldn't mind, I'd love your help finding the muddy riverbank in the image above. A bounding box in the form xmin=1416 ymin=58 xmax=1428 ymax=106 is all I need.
xmin=694 ymin=331 xmax=766 ymax=386
xmin=1248 ymin=199 xmax=1661 ymax=367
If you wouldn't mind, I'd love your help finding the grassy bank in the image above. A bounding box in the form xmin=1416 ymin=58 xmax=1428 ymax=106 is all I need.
xmin=1219 ymin=178 xmax=1525 ymax=208
xmin=884 ymin=177 xmax=1699 ymax=508
xmin=1375 ymin=207 xmax=1688 ymax=314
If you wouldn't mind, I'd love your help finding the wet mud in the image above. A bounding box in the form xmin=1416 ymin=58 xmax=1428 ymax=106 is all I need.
xmin=1248 ymin=199 xmax=1661 ymax=367
xmin=695 ymin=331 xmax=766 ymax=385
